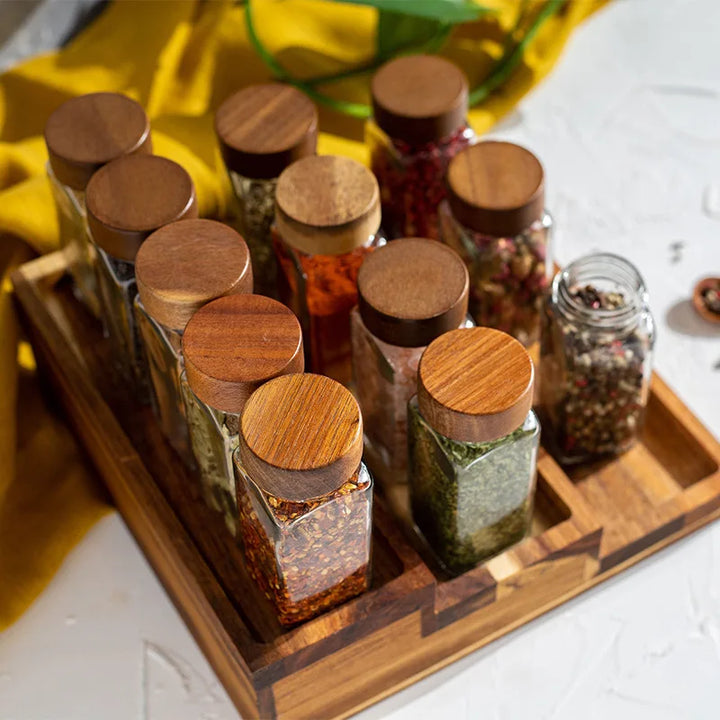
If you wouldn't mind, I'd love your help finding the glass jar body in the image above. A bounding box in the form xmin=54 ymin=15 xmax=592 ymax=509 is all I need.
xmin=408 ymin=398 xmax=539 ymax=575
xmin=367 ymin=120 xmax=475 ymax=240
xmin=235 ymin=458 xmax=373 ymax=625
xmin=439 ymin=201 xmax=553 ymax=347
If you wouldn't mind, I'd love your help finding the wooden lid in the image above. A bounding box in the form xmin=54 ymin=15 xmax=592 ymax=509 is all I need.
xmin=418 ymin=327 xmax=534 ymax=443
xmin=371 ymin=55 xmax=468 ymax=145
xmin=44 ymin=92 xmax=152 ymax=190
xmin=239 ymin=373 xmax=363 ymax=501
xmin=358 ymin=238 xmax=469 ymax=347
xmin=182 ymin=295 xmax=304 ymax=415
xmin=215 ymin=83 xmax=318 ymax=180
xmin=446 ymin=141 xmax=545 ymax=237
xmin=275 ymin=155 xmax=381 ymax=255
xmin=135 ymin=219 xmax=253 ymax=331
xmin=86 ymin=154 xmax=197 ymax=261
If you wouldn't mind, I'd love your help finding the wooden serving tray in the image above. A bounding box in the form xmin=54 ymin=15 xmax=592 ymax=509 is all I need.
xmin=12 ymin=252 xmax=720 ymax=720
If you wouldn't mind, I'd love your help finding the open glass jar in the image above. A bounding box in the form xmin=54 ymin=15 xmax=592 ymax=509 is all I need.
xmin=215 ymin=83 xmax=318 ymax=298
xmin=135 ymin=219 xmax=253 ymax=467
xmin=368 ymin=54 xmax=475 ymax=240
xmin=181 ymin=295 xmax=304 ymax=533
xmin=235 ymin=373 xmax=372 ymax=626
xmin=274 ymin=155 xmax=384 ymax=385
xmin=440 ymin=141 xmax=552 ymax=347
xmin=408 ymin=327 xmax=539 ymax=575
xmin=44 ymin=92 xmax=152 ymax=317
xmin=539 ymin=253 xmax=655 ymax=465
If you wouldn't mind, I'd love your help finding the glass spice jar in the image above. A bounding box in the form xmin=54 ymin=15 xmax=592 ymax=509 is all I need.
xmin=215 ymin=83 xmax=318 ymax=298
xmin=351 ymin=238 xmax=471 ymax=486
xmin=408 ymin=327 xmax=539 ymax=575
xmin=440 ymin=141 xmax=553 ymax=347
xmin=44 ymin=92 xmax=152 ymax=318
xmin=86 ymin=154 xmax=197 ymax=397
xmin=368 ymin=54 xmax=475 ymax=240
xmin=274 ymin=155 xmax=384 ymax=385
xmin=181 ymin=294 xmax=304 ymax=533
xmin=539 ymin=253 xmax=656 ymax=465
xmin=134 ymin=219 xmax=253 ymax=468
xmin=234 ymin=373 xmax=372 ymax=626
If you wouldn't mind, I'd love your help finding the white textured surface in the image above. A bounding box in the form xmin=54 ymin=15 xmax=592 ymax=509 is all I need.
xmin=2 ymin=0 xmax=720 ymax=718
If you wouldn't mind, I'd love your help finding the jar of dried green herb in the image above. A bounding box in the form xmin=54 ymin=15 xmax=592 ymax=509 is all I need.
xmin=539 ymin=253 xmax=655 ymax=465
xmin=408 ymin=327 xmax=539 ymax=575
xmin=234 ymin=373 xmax=372 ymax=626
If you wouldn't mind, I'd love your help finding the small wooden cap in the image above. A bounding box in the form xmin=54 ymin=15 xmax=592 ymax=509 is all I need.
xmin=182 ymin=295 xmax=304 ymax=415
xmin=446 ymin=141 xmax=545 ymax=237
xmin=692 ymin=277 xmax=720 ymax=325
xmin=86 ymin=154 xmax=198 ymax=261
xmin=215 ymin=83 xmax=318 ymax=180
xmin=135 ymin=219 xmax=253 ymax=331
xmin=239 ymin=373 xmax=363 ymax=501
xmin=371 ymin=55 xmax=468 ymax=145
xmin=44 ymin=92 xmax=152 ymax=190
xmin=418 ymin=327 xmax=534 ymax=443
xmin=358 ymin=238 xmax=469 ymax=347
xmin=275 ymin=155 xmax=381 ymax=255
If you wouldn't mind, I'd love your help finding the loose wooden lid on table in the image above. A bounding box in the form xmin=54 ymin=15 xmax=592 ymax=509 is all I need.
xmin=85 ymin=154 xmax=197 ymax=262
xmin=446 ymin=141 xmax=545 ymax=238
xmin=275 ymin=155 xmax=381 ymax=256
xmin=239 ymin=373 xmax=363 ymax=501
xmin=135 ymin=219 xmax=253 ymax=331
xmin=215 ymin=83 xmax=318 ymax=180
xmin=182 ymin=295 xmax=304 ymax=415
xmin=44 ymin=92 xmax=152 ymax=191
xmin=357 ymin=237 xmax=469 ymax=347
xmin=418 ymin=327 xmax=534 ymax=444
xmin=371 ymin=55 xmax=469 ymax=146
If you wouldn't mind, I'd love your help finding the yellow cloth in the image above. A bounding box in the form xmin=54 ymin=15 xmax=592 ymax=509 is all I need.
xmin=0 ymin=0 xmax=605 ymax=629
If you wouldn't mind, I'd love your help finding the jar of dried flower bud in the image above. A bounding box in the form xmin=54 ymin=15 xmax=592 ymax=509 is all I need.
xmin=234 ymin=373 xmax=372 ymax=626
xmin=408 ymin=327 xmax=539 ymax=575
xmin=44 ymin=92 xmax=152 ymax=318
xmin=215 ymin=83 xmax=318 ymax=298
xmin=539 ymin=253 xmax=655 ymax=465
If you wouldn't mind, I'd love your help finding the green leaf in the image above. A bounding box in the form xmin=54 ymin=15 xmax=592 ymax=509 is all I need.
xmin=376 ymin=11 xmax=444 ymax=58
xmin=335 ymin=0 xmax=488 ymax=24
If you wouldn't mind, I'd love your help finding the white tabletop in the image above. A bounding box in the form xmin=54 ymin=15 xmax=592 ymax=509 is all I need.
xmin=3 ymin=1 xmax=720 ymax=718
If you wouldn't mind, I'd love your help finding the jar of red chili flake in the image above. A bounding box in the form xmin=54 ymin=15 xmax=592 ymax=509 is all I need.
xmin=234 ymin=373 xmax=372 ymax=626
xmin=273 ymin=155 xmax=384 ymax=385
xmin=368 ymin=54 xmax=475 ymax=240
xmin=440 ymin=141 xmax=553 ymax=347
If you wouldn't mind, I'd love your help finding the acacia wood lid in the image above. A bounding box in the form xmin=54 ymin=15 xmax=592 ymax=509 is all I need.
xmin=135 ymin=219 xmax=253 ymax=331
xmin=86 ymin=154 xmax=197 ymax=261
xmin=358 ymin=238 xmax=469 ymax=347
xmin=371 ymin=55 xmax=469 ymax=145
xmin=446 ymin=141 xmax=545 ymax=237
xmin=44 ymin=92 xmax=152 ymax=191
xmin=418 ymin=327 xmax=534 ymax=443
xmin=182 ymin=295 xmax=304 ymax=415
xmin=239 ymin=373 xmax=363 ymax=501
xmin=275 ymin=155 xmax=381 ymax=255
xmin=215 ymin=83 xmax=318 ymax=180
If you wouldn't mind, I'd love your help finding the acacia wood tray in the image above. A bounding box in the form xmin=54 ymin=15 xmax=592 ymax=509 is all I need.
xmin=12 ymin=251 xmax=720 ymax=720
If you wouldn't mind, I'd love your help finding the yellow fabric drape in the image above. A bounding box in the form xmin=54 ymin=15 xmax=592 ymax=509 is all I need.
xmin=0 ymin=0 xmax=605 ymax=629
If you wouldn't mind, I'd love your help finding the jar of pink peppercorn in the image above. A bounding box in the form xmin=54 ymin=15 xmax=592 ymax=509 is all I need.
xmin=368 ymin=55 xmax=475 ymax=240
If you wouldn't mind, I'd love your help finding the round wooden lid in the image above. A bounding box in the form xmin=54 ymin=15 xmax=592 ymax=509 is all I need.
xmin=275 ymin=155 xmax=381 ymax=255
xmin=239 ymin=373 xmax=363 ymax=501
xmin=182 ymin=295 xmax=304 ymax=415
xmin=135 ymin=219 xmax=253 ymax=331
xmin=446 ymin=141 xmax=545 ymax=237
xmin=371 ymin=55 xmax=468 ymax=145
xmin=86 ymin=154 xmax=197 ymax=261
xmin=418 ymin=327 xmax=534 ymax=443
xmin=358 ymin=238 xmax=469 ymax=347
xmin=44 ymin=92 xmax=152 ymax=191
xmin=215 ymin=83 xmax=318 ymax=180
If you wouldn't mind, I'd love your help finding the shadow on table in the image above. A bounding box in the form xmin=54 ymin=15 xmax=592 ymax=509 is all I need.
xmin=666 ymin=299 xmax=720 ymax=339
